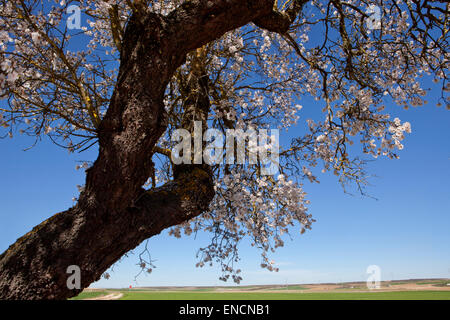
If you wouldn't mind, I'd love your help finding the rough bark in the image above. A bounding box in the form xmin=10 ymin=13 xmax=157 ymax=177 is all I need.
xmin=0 ymin=0 xmax=299 ymax=300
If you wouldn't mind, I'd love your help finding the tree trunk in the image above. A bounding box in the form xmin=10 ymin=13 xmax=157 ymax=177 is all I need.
xmin=0 ymin=0 xmax=277 ymax=300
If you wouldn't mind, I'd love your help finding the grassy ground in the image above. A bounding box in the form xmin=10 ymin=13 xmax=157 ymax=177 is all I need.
xmin=70 ymin=291 xmax=109 ymax=300
xmin=117 ymin=290 xmax=450 ymax=300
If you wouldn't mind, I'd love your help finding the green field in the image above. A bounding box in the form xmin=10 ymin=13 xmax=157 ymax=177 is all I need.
xmin=113 ymin=290 xmax=450 ymax=300
xmin=71 ymin=279 xmax=450 ymax=300
xmin=70 ymin=291 xmax=108 ymax=300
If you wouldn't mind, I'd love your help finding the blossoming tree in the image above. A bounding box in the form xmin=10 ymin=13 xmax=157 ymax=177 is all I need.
xmin=0 ymin=0 xmax=448 ymax=299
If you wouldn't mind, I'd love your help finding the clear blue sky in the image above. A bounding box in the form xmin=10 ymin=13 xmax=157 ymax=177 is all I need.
xmin=1 ymin=84 xmax=448 ymax=288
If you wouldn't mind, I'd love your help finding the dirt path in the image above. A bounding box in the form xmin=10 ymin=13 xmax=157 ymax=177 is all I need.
xmin=85 ymin=292 xmax=123 ymax=300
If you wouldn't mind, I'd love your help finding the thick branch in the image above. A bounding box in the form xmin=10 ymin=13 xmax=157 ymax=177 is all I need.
xmin=253 ymin=0 xmax=308 ymax=33
xmin=164 ymin=0 xmax=275 ymax=54
xmin=0 ymin=166 xmax=214 ymax=300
